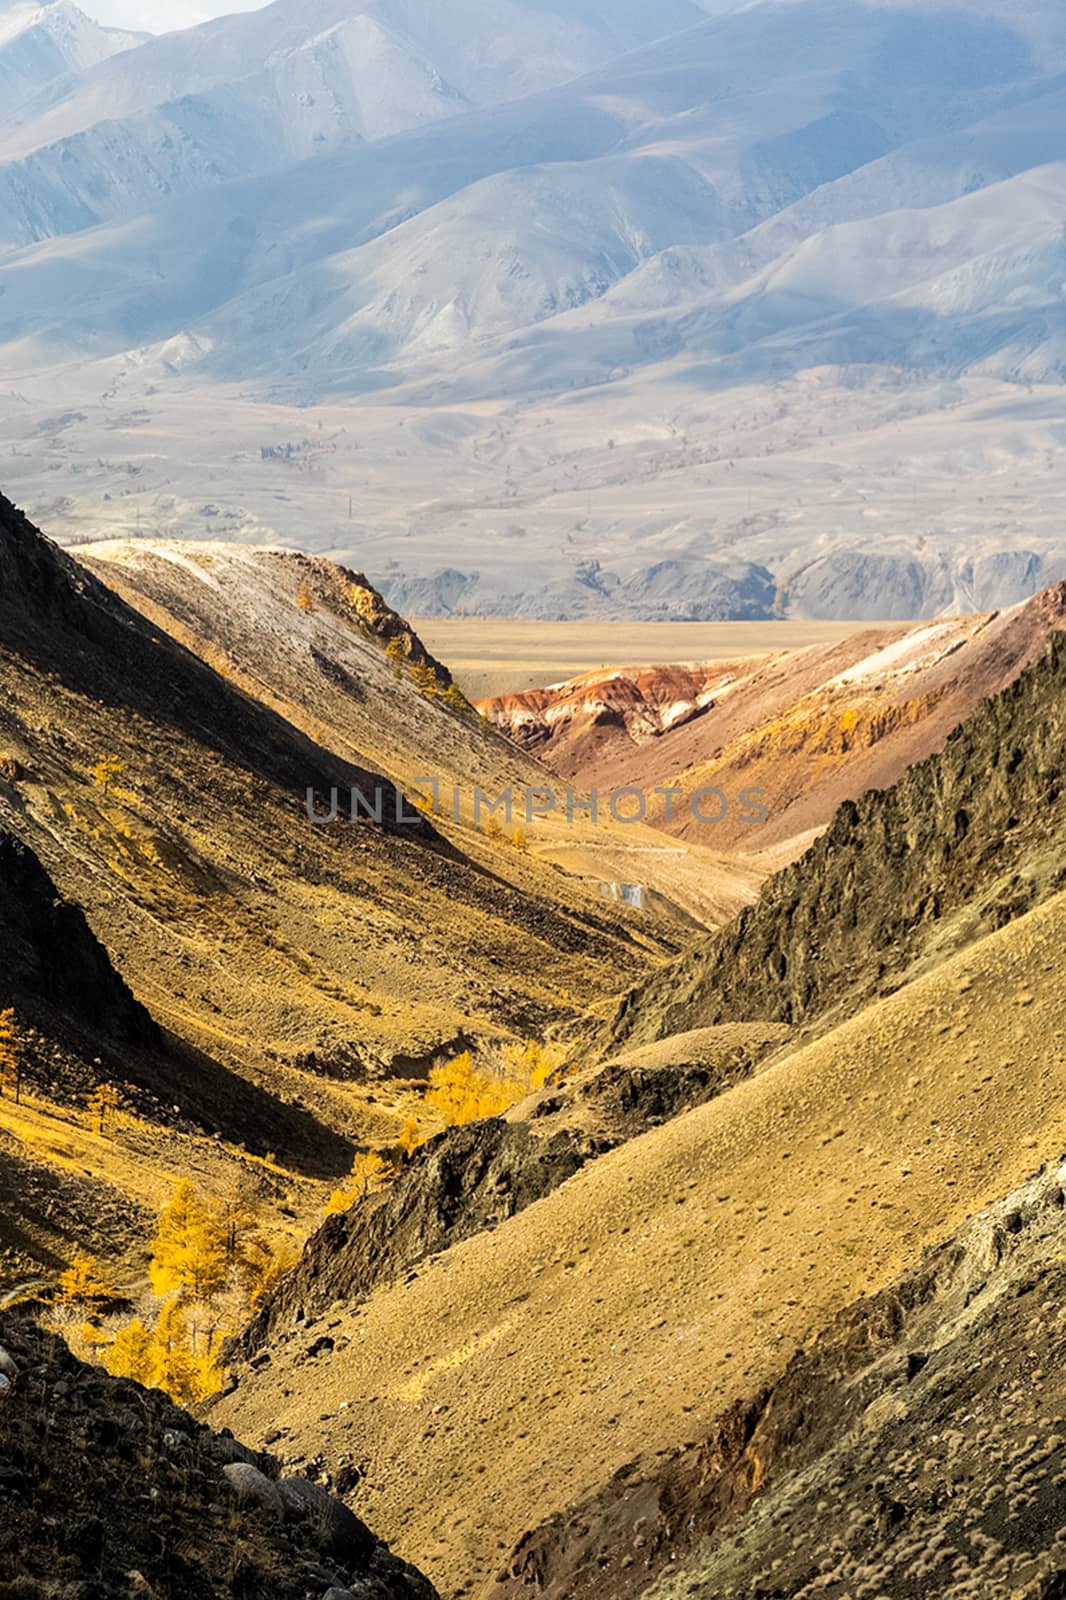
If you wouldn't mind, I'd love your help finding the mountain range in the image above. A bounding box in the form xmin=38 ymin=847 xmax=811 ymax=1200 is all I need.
xmin=1 ymin=0 xmax=1066 ymax=618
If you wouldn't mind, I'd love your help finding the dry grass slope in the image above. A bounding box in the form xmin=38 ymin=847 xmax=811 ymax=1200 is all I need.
xmin=215 ymin=886 xmax=1066 ymax=1597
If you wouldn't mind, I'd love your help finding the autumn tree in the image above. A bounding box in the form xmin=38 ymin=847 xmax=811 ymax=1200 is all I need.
xmin=148 ymin=1297 xmax=223 ymax=1404
xmin=425 ymin=1051 xmax=514 ymax=1127
xmin=443 ymin=683 xmax=468 ymax=714
xmin=106 ymin=1317 xmax=153 ymax=1386
xmin=324 ymin=1150 xmax=397 ymax=1216
xmin=409 ymin=662 xmax=440 ymax=700
xmin=92 ymin=756 xmax=124 ymax=795
xmin=0 ymin=1008 xmax=21 ymax=1104
xmin=56 ymin=1252 xmax=115 ymax=1308
xmin=386 ymin=637 xmax=406 ymax=678
xmin=423 ymin=1041 xmax=569 ymax=1130
xmin=397 ymin=1117 xmax=424 ymax=1158
xmin=149 ymin=1179 xmax=227 ymax=1303
xmin=498 ymin=1038 xmax=567 ymax=1093
xmin=296 ymin=580 xmax=315 ymax=613
xmin=87 ymin=1083 xmax=122 ymax=1133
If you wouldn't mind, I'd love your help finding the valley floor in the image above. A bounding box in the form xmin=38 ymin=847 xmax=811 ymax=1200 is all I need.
xmin=413 ymin=619 xmax=877 ymax=699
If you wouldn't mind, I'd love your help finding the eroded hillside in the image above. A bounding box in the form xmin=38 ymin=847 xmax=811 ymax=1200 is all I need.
xmin=0 ymin=496 xmax=693 ymax=1285
xmin=602 ymin=620 xmax=1066 ymax=1056
xmin=215 ymin=879 xmax=1066 ymax=1596
xmin=481 ymin=586 xmax=1066 ymax=861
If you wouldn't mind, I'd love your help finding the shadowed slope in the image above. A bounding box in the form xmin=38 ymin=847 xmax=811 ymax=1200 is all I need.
xmin=214 ymin=882 xmax=1066 ymax=1597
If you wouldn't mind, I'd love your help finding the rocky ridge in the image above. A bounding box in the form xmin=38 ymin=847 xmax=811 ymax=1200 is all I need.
xmin=602 ymin=623 xmax=1066 ymax=1056
xmin=0 ymin=1310 xmax=439 ymax=1600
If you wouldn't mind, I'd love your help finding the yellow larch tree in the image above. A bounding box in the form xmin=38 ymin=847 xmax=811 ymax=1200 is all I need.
xmin=0 ymin=1008 xmax=21 ymax=1103
xmin=323 ymin=1150 xmax=397 ymax=1216
xmin=149 ymin=1179 xmax=227 ymax=1303
xmin=56 ymin=1253 xmax=116 ymax=1308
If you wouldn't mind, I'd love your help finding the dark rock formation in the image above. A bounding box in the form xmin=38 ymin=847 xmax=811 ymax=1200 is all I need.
xmin=0 ymin=1312 xmax=438 ymax=1600
xmin=602 ymin=628 xmax=1066 ymax=1054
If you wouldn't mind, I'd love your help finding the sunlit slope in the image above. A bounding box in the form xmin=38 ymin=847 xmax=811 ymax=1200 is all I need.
xmin=216 ymin=885 xmax=1066 ymax=1597
xmin=601 ymin=625 xmax=1066 ymax=1056
xmin=81 ymin=537 xmax=759 ymax=928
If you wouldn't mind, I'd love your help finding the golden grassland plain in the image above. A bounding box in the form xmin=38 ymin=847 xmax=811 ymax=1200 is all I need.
xmin=216 ymin=886 xmax=1066 ymax=1598
xmin=413 ymin=619 xmax=897 ymax=699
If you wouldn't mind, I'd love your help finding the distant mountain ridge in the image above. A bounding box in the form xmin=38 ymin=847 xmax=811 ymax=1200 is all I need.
xmin=3 ymin=0 xmax=1066 ymax=618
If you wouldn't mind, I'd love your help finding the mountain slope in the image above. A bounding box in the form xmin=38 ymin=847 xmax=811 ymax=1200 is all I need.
xmin=214 ymin=878 xmax=1066 ymax=1596
xmin=489 ymin=1156 xmax=1066 ymax=1600
xmin=77 ymin=536 xmax=754 ymax=928
xmin=602 ymin=617 xmax=1066 ymax=1056
xmin=0 ymin=0 xmax=141 ymax=120
xmin=0 ymin=494 xmax=686 ymax=1250
xmin=0 ymin=0 xmax=705 ymax=244
xmin=482 ymin=585 xmax=1066 ymax=859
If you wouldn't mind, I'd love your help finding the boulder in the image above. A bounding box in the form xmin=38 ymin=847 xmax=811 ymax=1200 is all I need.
xmin=222 ymin=1461 xmax=285 ymax=1516
xmin=279 ymin=1476 xmax=375 ymax=1564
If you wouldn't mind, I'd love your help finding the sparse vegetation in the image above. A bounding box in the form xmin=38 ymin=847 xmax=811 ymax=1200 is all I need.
xmin=50 ymin=1179 xmax=295 ymax=1405
xmin=424 ymin=1040 xmax=567 ymax=1128
xmin=91 ymin=754 xmax=124 ymax=795
xmin=56 ymin=1251 xmax=116 ymax=1308
xmin=0 ymin=1006 xmax=21 ymax=1103
xmin=296 ymin=579 xmax=316 ymax=612
xmin=409 ymin=661 xmax=441 ymax=700
xmin=86 ymin=1081 xmax=123 ymax=1132
xmin=386 ymin=635 xmax=407 ymax=677
xmin=324 ymin=1149 xmax=399 ymax=1215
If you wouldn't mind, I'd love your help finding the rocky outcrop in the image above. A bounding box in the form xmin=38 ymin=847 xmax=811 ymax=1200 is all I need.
xmin=0 ymin=829 xmax=156 ymax=1046
xmin=304 ymin=556 xmax=454 ymax=686
xmin=602 ymin=627 xmax=1066 ymax=1055
xmin=478 ymin=662 xmax=748 ymax=764
xmin=231 ymin=1119 xmax=592 ymax=1363
xmin=0 ymin=1312 xmax=438 ymax=1599
xmin=487 ymin=1159 xmax=1066 ymax=1600
xmin=232 ymin=1026 xmax=781 ymax=1363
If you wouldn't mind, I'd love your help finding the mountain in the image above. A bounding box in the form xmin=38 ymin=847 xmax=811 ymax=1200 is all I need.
xmin=211 ymin=623 xmax=1066 ymax=1596
xmin=0 ymin=1 xmax=1062 ymax=617
xmin=0 ymin=0 xmax=705 ymax=244
xmin=489 ymin=1156 xmax=1066 ymax=1600
xmin=480 ymin=584 xmax=1066 ymax=858
xmin=603 ymin=616 xmax=1066 ymax=1056
xmin=4 ymin=1 xmax=1066 ymax=617
xmin=0 ymin=0 xmax=141 ymax=120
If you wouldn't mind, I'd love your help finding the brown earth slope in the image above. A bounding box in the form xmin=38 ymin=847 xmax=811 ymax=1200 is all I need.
xmin=488 ymin=1158 xmax=1066 ymax=1600
xmin=230 ymin=1022 xmax=790 ymax=1363
xmin=0 ymin=496 xmax=692 ymax=1285
xmin=0 ymin=497 xmax=671 ymax=1113
xmin=481 ymin=588 xmax=1066 ymax=860
xmin=214 ymin=881 xmax=1066 ymax=1598
xmin=601 ymin=624 xmax=1066 ymax=1058
xmin=79 ymin=539 xmax=760 ymax=930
